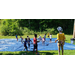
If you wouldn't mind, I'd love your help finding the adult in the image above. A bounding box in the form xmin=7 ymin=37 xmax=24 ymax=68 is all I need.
xmin=55 ymin=27 xmax=65 ymax=55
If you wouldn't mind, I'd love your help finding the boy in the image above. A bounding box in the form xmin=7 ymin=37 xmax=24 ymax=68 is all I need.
xmin=16 ymin=34 xmax=18 ymax=41
xmin=33 ymin=34 xmax=38 ymax=54
xmin=50 ymin=33 xmax=52 ymax=43
xmin=23 ymin=38 xmax=28 ymax=51
xmin=55 ymin=27 xmax=65 ymax=55
xmin=27 ymin=38 xmax=32 ymax=50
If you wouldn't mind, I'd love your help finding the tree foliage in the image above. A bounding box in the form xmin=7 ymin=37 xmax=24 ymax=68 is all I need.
xmin=0 ymin=19 xmax=74 ymax=35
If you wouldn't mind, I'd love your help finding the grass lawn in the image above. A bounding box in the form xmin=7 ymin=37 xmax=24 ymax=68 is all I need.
xmin=0 ymin=34 xmax=74 ymax=55
xmin=0 ymin=50 xmax=75 ymax=55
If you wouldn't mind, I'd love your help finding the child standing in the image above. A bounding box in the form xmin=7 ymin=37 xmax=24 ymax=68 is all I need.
xmin=42 ymin=37 xmax=45 ymax=45
xmin=50 ymin=33 xmax=52 ymax=43
xmin=38 ymin=35 xmax=42 ymax=40
xmin=55 ymin=27 xmax=65 ymax=55
xmin=27 ymin=38 xmax=32 ymax=50
xmin=33 ymin=34 xmax=37 ymax=54
xmin=44 ymin=34 xmax=46 ymax=41
xmin=48 ymin=33 xmax=49 ymax=38
xmin=23 ymin=38 xmax=28 ymax=51
xmin=16 ymin=34 xmax=18 ymax=41
xmin=20 ymin=36 xmax=23 ymax=43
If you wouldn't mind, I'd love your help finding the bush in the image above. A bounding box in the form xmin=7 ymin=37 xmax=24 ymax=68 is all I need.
xmin=0 ymin=25 xmax=9 ymax=35
xmin=46 ymin=28 xmax=57 ymax=34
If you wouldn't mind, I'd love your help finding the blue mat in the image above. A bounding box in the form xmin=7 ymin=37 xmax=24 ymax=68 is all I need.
xmin=0 ymin=38 xmax=75 ymax=52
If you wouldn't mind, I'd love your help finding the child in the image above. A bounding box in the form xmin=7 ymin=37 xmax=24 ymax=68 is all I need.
xmin=48 ymin=33 xmax=49 ymax=38
xmin=38 ymin=35 xmax=42 ymax=40
xmin=42 ymin=37 xmax=45 ymax=45
xmin=50 ymin=33 xmax=52 ymax=43
xmin=16 ymin=34 xmax=18 ymax=41
xmin=23 ymin=38 xmax=28 ymax=51
xmin=20 ymin=36 xmax=23 ymax=43
xmin=27 ymin=36 xmax=29 ymax=40
xmin=27 ymin=38 xmax=32 ymax=50
xmin=44 ymin=34 xmax=46 ymax=41
xmin=33 ymin=34 xmax=38 ymax=54
xmin=55 ymin=27 xmax=65 ymax=55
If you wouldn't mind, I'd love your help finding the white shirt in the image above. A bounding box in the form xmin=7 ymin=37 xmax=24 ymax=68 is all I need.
xmin=50 ymin=35 xmax=52 ymax=39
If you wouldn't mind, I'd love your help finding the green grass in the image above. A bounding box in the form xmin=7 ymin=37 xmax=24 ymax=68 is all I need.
xmin=0 ymin=34 xmax=74 ymax=55
xmin=0 ymin=50 xmax=75 ymax=55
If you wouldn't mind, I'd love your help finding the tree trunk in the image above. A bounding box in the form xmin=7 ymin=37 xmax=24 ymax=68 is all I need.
xmin=28 ymin=19 xmax=31 ymax=30
xmin=73 ymin=19 xmax=75 ymax=38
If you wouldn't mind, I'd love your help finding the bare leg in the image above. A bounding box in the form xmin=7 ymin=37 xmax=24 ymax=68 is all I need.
xmin=61 ymin=45 xmax=63 ymax=55
xmin=23 ymin=47 xmax=25 ymax=51
xmin=58 ymin=46 xmax=60 ymax=55
xmin=58 ymin=43 xmax=60 ymax=55
xmin=36 ymin=49 xmax=37 ymax=54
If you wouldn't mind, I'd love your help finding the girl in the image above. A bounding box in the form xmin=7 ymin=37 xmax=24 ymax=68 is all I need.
xmin=55 ymin=27 xmax=65 ymax=55
xmin=42 ymin=37 xmax=45 ymax=45
xmin=44 ymin=34 xmax=46 ymax=41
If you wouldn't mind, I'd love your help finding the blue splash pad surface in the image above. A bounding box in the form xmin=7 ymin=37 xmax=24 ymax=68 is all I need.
xmin=0 ymin=38 xmax=75 ymax=52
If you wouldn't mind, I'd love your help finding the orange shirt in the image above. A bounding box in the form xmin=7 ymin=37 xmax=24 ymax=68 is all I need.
xmin=33 ymin=37 xmax=37 ymax=44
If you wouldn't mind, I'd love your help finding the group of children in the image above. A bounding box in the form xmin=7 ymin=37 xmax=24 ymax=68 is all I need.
xmin=38 ymin=33 xmax=52 ymax=45
xmin=15 ymin=26 xmax=65 ymax=55
xmin=15 ymin=35 xmax=32 ymax=51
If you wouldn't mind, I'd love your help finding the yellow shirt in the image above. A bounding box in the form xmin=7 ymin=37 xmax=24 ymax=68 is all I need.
xmin=57 ymin=33 xmax=65 ymax=41
xmin=48 ymin=33 xmax=49 ymax=36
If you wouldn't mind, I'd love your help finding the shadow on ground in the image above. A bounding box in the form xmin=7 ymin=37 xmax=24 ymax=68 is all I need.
xmin=0 ymin=51 xmax=57 ymax=55
xmin=20 ymin=51 xmax=57 ymax=55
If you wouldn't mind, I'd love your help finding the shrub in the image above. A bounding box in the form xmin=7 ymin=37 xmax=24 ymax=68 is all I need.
xmin=46 ymin=28 xmax=57 ymax=34
xmin=0 ymin=25 xmax=9 ymax=35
